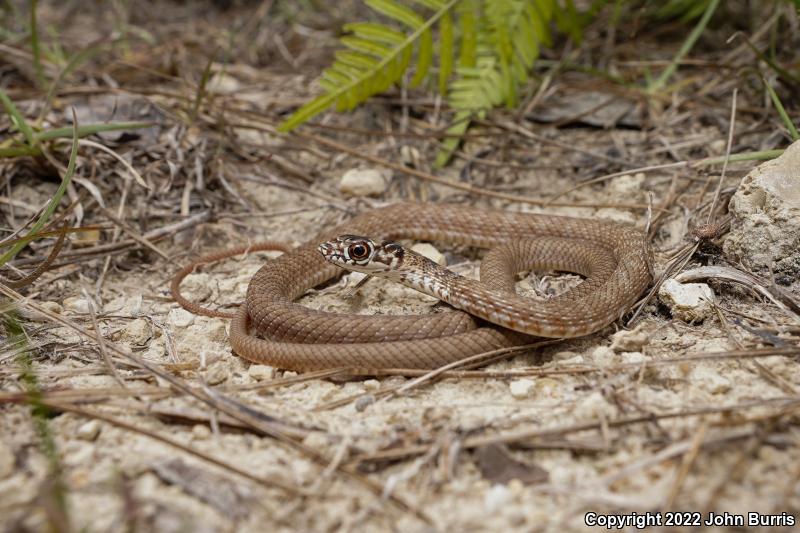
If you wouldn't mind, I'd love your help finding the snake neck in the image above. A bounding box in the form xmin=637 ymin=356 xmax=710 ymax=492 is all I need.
xmin=393 ymin=252 xmax=458 ymax=302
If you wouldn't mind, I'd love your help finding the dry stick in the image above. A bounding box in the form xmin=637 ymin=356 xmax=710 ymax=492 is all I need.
xmin=549 ymin=161 xmax=688 ymax=205
xmin=10 ymin=212 xmax=210 ymax=268
xmin=83 ymin=290 xmax=127 ymax=390
xmin=387 ymin=340 xmax=559 ymax=400
xmin=0 ymin=284 xmax=429 ymax=523
xmin=661 ymin=421 xmax=709 ymax=510
xmin=290 ymin=130 xmax=662 ymax=211
xmin=98 ymin=206 xmax=170 ymax=260
xmin=706 ymin=89 xmax=737 ymax=224
xmin=316 ymin=346 xmax=800 ymax=411
xmin=1 ymin=224 xmax=69 ymax=288
xmin=350 ymin=396 xmax=800 ymax=465
xmin=701 ymin=407 xmax=796 ymax=511
xmin=98 ymin=173 xmax=134 ymax=299
xmin=31 ymin=400 xmax=306 ymax=497
xmin=494 ymin=119 xmax=633 ymax=167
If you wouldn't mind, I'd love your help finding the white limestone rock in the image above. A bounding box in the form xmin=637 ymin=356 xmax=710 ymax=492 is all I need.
xmin=724 ymin=140 xmax=800 ymax=284
xmin=658 ymin=278 xmax=715 ymax=323
xmin=338 ymin=168 xmax=389 ymax=197
xmin=509 ymin=379 xmax=536 ymax=399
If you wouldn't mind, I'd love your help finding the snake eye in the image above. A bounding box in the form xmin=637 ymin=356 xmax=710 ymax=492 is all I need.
xmin=348 ymin=243 xmax=370 ymax=260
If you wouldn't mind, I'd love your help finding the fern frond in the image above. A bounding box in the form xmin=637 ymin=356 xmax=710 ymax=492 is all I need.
xmin=436 ymin=0 xmax=560 ymax=166
xmin=279 ymin=0 xmax=460 ymax=132
xmin=281 ymin=0 xmax=576 ymax=168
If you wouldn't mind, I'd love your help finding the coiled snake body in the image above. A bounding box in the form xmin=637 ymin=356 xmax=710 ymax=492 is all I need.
xmin=182 ymin=203 xmax=652 ymax=370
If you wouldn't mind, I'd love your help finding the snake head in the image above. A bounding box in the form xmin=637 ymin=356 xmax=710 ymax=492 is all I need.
xmin=318 ymin=235 xmax=404 ymax=273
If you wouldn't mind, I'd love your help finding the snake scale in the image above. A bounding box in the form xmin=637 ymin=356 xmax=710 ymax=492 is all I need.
xmin=172 ymin=203 xmax=653 ymax=370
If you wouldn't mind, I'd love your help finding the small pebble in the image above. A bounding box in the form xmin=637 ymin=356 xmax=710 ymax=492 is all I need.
xmin=248 ymin=364 xmax=276 ymax=381
xmin=192 ymin=424 xmax=211 ymax=439
xmin=589 ymin=346 xmax=615 ymax=365
xmin=76 ymin=420 xmax=101 ymax=441
xmin=509 ymin=379 xmax=536 ymax=399
xmin=621 ymin=352 xmax=646 ymax=364
xmin=339 ymin=168 xmax=388 ymax=197
xmin=167 ymin=308 xmax=195 ymax=328
xmin=610 ymin=326 xmax=650 ymax=352
xmin=122 ymin=318 xmax=150 ymax=344
xmin=362 ymin=379 xmax=381 ymax=391
xmin=484 ymin=484 xmax=512 ymax=513
xmin=62 ymin=296 xmax=91 ymax=314
xmin=355 ymin=394 xmax=376 ymax=412
xmin=658 ymin=278 xmax=715 ymax=322
xmin=39 ymin=301 xmax=63 ymax=315
xmin=205 ymin=364 xmax=228 ymax=385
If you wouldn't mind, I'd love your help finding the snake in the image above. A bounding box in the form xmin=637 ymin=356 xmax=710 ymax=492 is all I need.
xmin=171 ymin=202 xmax=653 ymax=370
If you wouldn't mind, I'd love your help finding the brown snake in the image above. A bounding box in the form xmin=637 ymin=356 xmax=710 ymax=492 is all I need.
xmin=171 ymin=203 xmax=653 ymax=370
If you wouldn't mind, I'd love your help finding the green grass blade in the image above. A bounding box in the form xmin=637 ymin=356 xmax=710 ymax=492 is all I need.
xmin=0 ymin=146 xmax=39 ymax=158
xmin=762 ymin=78 xmax=799 ymax=141
xmin=438 ymin=10 xmax=454 ymax=94
xmin=0 ymin=111 xmax=79 ymax=267
xmin=0 ymin=89 xmax=36 ymax=146
xmin=648 ymin=0 xmax=720 ymax=92
xmin=35 ymin=121 xmax=154 ymax=141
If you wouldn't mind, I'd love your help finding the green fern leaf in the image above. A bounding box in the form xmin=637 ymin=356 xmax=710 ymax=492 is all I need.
xmin=410 ymin=28 xmax=433 ymax=87
xmin=343 ymin=22 xmax=406 ymax=44
xmin=458 ymin=0 xmax=479 ymax=67
xmin=279 ymin=0 xmax=460 ymax=132
xmin=438 ymin=10 xmax=454 ymax=94
xmin=279 ymin=93 xmax=338 ymax=132
xmin=410 ymin=0 xmax=448 ymax=9
xmin=436 ymin=0 xmax=561 ymax=166
xmin=367 ymin=0 xmax=425 ymax=29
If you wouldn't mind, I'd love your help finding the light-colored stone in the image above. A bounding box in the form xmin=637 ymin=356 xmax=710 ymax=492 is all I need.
xmin=247 ymin=364 xmax=276 ymax=381
xmin=76 ymin=420 xmax=101 ymax=441
xmin=208 ymin=72 xmax=240 ymax=94
xmin=192 ymin=424 xmax=211 ymax=440
xmin=39 ymin=301 xmax=63 ymax=315
xmin=362 ymin=379 xmax=381 ymax=391
xmin=691 ymin=366 xmax=732 ymax=395
xmin=0 ymin=441 xmax=13 ymax=479
xmin=658 ymin=278 xmax=715 ymax=322
xmin=122 ymin=318 xmax=150 ymax=344
xmin=205 ymin=363 xmax=228 ymax=385
xmin=610 ymin=325 xmax=650 ymax=352
xmin=724 ymin=140 xmax=800 ymax=283
xmin=608 ymin=172 xmax=645 ymax=196
xmin=355 ymin=394 xmax=376 ymax=412
xmin=338 ymin=168 xmax=389 ymax=197
xmin=552 ymin=350 xmax=580 ymax=361
xmin=410 ymin=243 xmax=446 ymax=266
xmin=509 ymin=379 xmax=536 ymax=399
xmin=620 ymin=351 xmax=646 ymax=364
xmin=484 ymin=484 xmax=512 ymax=513
xmin=589 ymin=346 xmax=615 ymax=365
xmin=167 ymin=307 xmax=194 ymax=328
xmin=62 ymin=296 xmax=90 ymax=314
xmin=573 ymin=391 xmax=617 ymax=420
